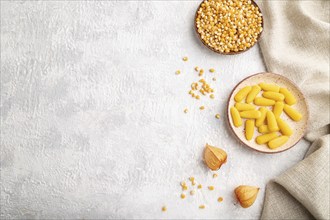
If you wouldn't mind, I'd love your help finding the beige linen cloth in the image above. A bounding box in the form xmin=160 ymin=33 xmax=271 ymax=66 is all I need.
xmin=258 ymin=0 xmax=330 ymax=219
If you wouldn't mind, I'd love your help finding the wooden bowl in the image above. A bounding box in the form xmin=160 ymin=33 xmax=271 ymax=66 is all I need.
xmin=194 ymin=0 xmax=263 ymax=55
xmin=227 ymin=72 xmax=309 ymax=153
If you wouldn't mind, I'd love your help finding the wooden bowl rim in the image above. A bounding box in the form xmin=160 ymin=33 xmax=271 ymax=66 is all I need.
xmin=194 ymin=0 xmax=264 ymax=55
xmin=226 ymin=72 xmax=310 ymax=154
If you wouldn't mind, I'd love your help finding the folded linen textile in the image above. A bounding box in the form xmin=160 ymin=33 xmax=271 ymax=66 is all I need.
xmin=258 ymin=0 xmax=330 ymax=219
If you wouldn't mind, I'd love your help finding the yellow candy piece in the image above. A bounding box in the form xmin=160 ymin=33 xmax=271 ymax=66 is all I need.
xmin=240 ymin=110 xmax=261 ymax=119
xmin=256 ymin=132 xmax=279 ymax=145
xmin=234 ymin=86 xmax=252 ymax=102
xmin=268 ymin=136 xmax=289 ymax=149
xmin=246 ymin=85 xmax=261 ymax=104
xmin=276 ymin=117 xmax=293 ymax=136
xmin=266 ymin=111 xmax=279 ymax=132
xmin=273 ymin=101 xmax=284 ymax=118
xmin=230 ymin=107 xmax=243 ymax=127
xmin=262 ymin=92 xmax=285 ymax=101
xmin=255 ymin=107 xmax=267 ymax=127
xmin=279 ymin=88 xmax=297 ymax=105
xmin=258 ymin=125 xmax=269 ymax=133
xmin=245 ymin=119 xmax=255 ymax=141
xmin=259 ymin=83 xmax=280 ymax=92
xmin=283 ymin=104 xmax=302 ymax=121
xmin=235 ymin=103 xmax=256 ymax=111
xmin=254 ymin=97 xmax=276 ymax=106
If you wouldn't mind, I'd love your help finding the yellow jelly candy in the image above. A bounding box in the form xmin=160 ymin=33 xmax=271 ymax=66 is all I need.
xmin=234 ymin=86 xmax=252 ymax=102
xmin=273 ymin=101 xmax=284 ymax=118
xmin=235 ymin=103 xmax=256 ymax=111
xmin=266 ymin=111 xmax=279 ymax=132
xmin=283 ymin=104 xmax=302 ymax=121
xmin=268 ymin=136 xmax=289 ymax=149
xmin=279 ymin=88 xmax=297 ymax=105
xmin=245 ymin=119 xmax=255 ymax=141
xmin=258 ymin=125 xmax=269 ymax=133
xmin=246 ymin=85 xmax=261 ymax=104
xmin=240 ymin=110 xmax=261 ymax=119
xmin=262 ymin=92 xmax=285 ymax=101
xmin=230 ymin=107 xmax=242 ymax=127
xmin=255 ymin=107 xmax=267 ymax=127
xmin=254 ymin=97 xmax=276 ymax=106
xmin=256 ymin=132 xmax=279 ymax=145
xmin=276 ymin=117 xmax=293 ymax=136
xmin=259 ymin=83 xmax=280 ymax=92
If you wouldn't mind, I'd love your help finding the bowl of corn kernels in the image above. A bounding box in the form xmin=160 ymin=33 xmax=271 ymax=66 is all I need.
xmin=227 ymin=72 xmax=309 ymax=153
xmin=195 ymin=0 xmax=263 ymax=55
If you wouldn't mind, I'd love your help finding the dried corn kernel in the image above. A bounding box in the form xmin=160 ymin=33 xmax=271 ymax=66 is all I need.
xmin=209 ymin=68 xmax=215 ymax=73
xmin=208 ymin=186 xmax=215 ymax=191
xmin=196 ymin=95 xmax=200 ymax=100
xmin=198 ymin=184 xmax=202 ymax=189
xmin=183 ymin=57 xmax=188 ymax=61
xmin=162 ymin=206 xmax=167 ymax=212
xmin=190 ymin=190 xmax=195 ymax=195
xmin=215 ymin=114 xmax=220 ymax=119
xmin=189 ymin=177 xmax=195 ymax=182
xmin=213 ymin=173 xmax=218 ymax=178
xmin=195 ymin=66 xmax=199 ymax=72
xmin=175 ymin=70 xmax=181 ymax=75
xmin=192 ymin=181 xmax=196 ymax=186
xmin=181 ymin=193 xmax=186 ymax=199
xmin=199 ymin=205 xmax=205 ymax=209
xmin=189 ymin=90 xmax=193 ymax=95
xmin=218 ymin=197 xmax=223 ymax=202
xmin=182 ymin=185 xmax=188 ymax=191
xmin=234 ymin=86 xmax=252 ymax=102
xmin=283 ymin=104 xmax=302 ymax=121
xmin=180 ymin=181 xmax=186 ymax=187
xmin=210 ymin=94 xmax=215 ymax=99
xmin=212 ymin=77 xmax=216 ymax=81
xmin=200 ymin=106 xmax=205 ymax=110
xmin=184 ymin=108 xmax=188 ymax=114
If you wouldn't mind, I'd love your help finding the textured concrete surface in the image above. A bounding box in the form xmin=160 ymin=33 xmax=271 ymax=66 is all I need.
xmin=1 ymin=1 xmax=309 ymax=219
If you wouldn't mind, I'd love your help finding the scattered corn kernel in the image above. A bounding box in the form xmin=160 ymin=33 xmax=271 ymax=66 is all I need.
xmin=189 ymin=90 xmax=193 ymax=95
xmin=212 ymin=77 xmax=216 ymax=81
xmin=283 ymin=104 xmax=302 ymax=121
xmin=200 ymin=106 xmax=205 ymax=110
xmin=162 ymin=206 xmax=167 ymax=212
xmin=182 ymin=185 xmax=188 ymax=191
xmin=183 ymin=57 xmax=188 ymax=61
xmin=192 ymin=181 xmax=196 ymax=186
xmin=218 ymin=197 xmax=223 ymax=202
xmin=213 ymin=173 xmax=218 ymax=178
xmin=268 ymin=136 xmax=289 ymax=149
xmin=189 ymin=177 xmax=195 ymax=182
xmin=280 ymin=88 xmax=297 ymax=105
xmin=190 ymin=190 xmax=195 ymax=196
xmin=199 ymin=205 xmax=205 ymax=209
xmin=175 ymin=70 xmax=181 ymax=75
xmin=234 ymin=86 xmax=252 ymax=102
xmin=198 ymin=184 xmax=202 ymax=189
xmin=209 ymin=68 xmax=215 ymax=73
xmin=196 ymin=95 xmax=200 ymax=100
xmin=215 ymin=114 xmax=220 ymax=119
xmin=246 ymin=85 xmax=261 ymax=103
xmin=180 ymin=181 xmax=186 ymax=187
xmin=195 ymin=66 xmax=199 ymax=72
xmin=181 ymin=193 xmax=186 ymax=199
xmin=210 ymin=94 xmax=215 ymax=99
xmin=208 ymin=186 xmax=215 ymax=191
xmin=184 ymin=108 xmax=188 ymax=114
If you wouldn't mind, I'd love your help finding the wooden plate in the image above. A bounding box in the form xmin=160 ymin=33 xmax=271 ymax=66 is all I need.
xmin=194 ymin=0 xmax=263 ymax=55
xmin=227 ymin=72 xmax=309 ymax=153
